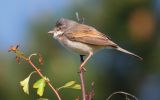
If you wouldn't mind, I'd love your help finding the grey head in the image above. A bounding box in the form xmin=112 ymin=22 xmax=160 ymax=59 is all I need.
xmin=48 ymin=18 xmax=77 ymax=38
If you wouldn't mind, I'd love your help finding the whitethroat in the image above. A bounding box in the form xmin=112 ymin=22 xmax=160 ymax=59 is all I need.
xmin=48 ymin=18 xmax=142 ymax=71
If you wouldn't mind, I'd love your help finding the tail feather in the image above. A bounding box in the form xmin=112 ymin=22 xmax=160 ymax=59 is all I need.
xmin=116 ymin=46 xmax=143 ymax=60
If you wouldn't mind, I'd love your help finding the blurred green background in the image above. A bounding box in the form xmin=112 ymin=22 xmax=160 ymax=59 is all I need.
xmin=0 ymin=0 xmax=160 ymax=100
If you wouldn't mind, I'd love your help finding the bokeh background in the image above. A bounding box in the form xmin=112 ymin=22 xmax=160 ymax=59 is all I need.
xmin=0 ymin=0 xmax=160 ymax=100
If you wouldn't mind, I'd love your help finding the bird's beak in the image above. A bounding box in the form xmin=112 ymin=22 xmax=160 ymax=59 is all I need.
xmin=48 ymin=30 xmax=54 ymax=34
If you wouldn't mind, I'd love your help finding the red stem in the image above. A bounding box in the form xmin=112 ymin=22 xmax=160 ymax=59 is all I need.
xmin=79 ymin=70 xmax=86 ymax=100
xmin=28 ymin=54 xmax=62 ymax=100
xmin=79 ymin=55 xmax=86 ymax=100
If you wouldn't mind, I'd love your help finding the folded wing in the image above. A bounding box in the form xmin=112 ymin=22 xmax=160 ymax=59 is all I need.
xmin=64 ymin=24 xmax=117 ymax=47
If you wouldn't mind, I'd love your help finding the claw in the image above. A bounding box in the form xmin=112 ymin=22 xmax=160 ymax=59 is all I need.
xmin=78 ymin=52 xmax=93 ymax=73
xmin=80 ymin=66 xmax=86 ymax=72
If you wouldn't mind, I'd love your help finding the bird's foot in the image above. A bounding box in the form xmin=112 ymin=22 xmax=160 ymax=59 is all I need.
xmin=78 ymin=66 xmax=86 ymax=73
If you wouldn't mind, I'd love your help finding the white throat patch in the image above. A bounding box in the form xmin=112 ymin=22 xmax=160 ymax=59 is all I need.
xmin=54 ymin=31 xmax=63 ymax=38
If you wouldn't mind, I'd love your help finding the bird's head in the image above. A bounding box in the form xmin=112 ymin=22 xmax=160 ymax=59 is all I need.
xmin=48 ymin=18 xmax=76 ymax=39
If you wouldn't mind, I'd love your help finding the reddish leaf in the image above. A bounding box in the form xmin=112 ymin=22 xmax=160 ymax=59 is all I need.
xmin=38 ymin=52 xmax=43 ymax=65
xmin=16 ymin=56 xmax=21 ymax=64
xmin=8 ymin=45 xmax=19 ymax=52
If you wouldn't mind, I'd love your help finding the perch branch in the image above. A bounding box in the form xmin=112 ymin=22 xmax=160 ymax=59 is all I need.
xmin=79 ymin=55 xmax=86 ymax=100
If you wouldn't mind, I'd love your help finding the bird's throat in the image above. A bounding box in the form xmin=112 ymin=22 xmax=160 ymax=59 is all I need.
xmin=53 ymin=31 xmax=63 ymax=39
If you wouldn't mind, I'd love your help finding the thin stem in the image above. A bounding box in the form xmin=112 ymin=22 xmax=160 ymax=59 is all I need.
xmin=9 ymin=45 xmax=62 ymax=100
xmin=79 ymin=55 xmax=86 ymax=100
xmin=88 ymin=82 xmax=94 ymax=100
xmin=28 ymin=54 xmax=62 ymax=100
xmin=106 ymin=91 xmax=138 ymax=100
xmin=76 ymin=12 xmax=80 ymax=22
xmin=76 ymin=12 xmax=84 ymax=24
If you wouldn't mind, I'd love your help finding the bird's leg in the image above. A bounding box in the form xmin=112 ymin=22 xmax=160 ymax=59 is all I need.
xmin=79 ymin=55 xmax=86 ymax=71
xmin=80 ymin=55 xmax=85 ymax=62
xmin=80 ymin=52 xmax=93 ymax=72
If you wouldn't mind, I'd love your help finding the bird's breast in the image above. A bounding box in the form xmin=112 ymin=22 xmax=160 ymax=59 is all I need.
xmin=58 ymin=36 xmax=93 ymax=55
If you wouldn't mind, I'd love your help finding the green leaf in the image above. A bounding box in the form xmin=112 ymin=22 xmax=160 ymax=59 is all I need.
xmin=62 ymin=81 xmax=76 ymax=87
xmin=37 ymin=98 xmax=48 ymax=100
xmin=71 ymin=84 xmax=81 ymax=90
xmin=58 ymin=81 xmax=81 ymax=90
xmin=58 ymin=81 xmax=75 ymax=90
xmin=33 ymin=78 xmax=46 ymax=96
xmin=20 ymin=71 xmax=35 ymax=95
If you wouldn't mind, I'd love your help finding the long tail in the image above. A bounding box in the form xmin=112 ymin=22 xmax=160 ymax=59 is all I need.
xmin=116 ymin=46 xmax=143 ymax=60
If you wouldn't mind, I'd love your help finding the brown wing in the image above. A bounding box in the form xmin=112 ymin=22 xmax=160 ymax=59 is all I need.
xmin=64 ymin=24 xmax=117 ymax=47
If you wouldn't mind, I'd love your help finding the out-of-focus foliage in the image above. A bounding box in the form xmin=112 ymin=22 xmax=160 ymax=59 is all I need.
xmin=0 ymin=0 xmax=160 ymax=100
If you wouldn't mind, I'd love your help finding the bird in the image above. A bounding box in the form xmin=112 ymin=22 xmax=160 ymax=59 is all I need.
xmin=48 ymin=18 xmax=142 ymax=71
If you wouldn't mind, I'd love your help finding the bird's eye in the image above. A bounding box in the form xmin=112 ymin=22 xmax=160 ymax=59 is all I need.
xmin=57 ymin=26 xmax=63 ymax=31
xmin=59 ymin=27 xmax=62 ymax=30
xmin=56 ymin=23 xmax=61 ymax=27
